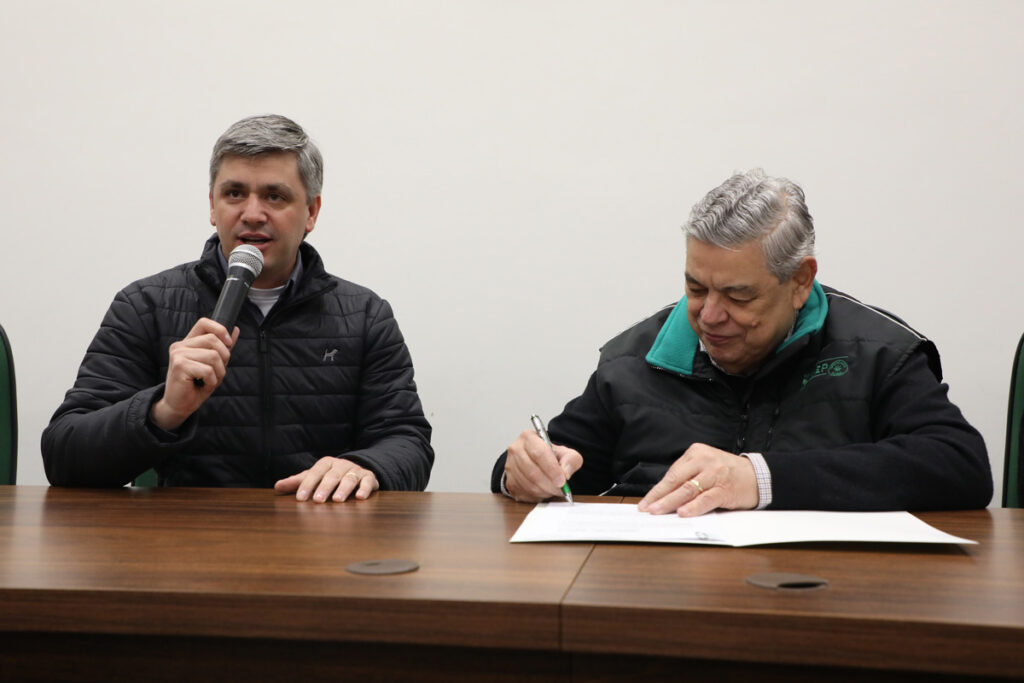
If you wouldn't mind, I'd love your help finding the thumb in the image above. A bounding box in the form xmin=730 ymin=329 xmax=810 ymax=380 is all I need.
xmin=554 ymin=446 xmax=584 ymax=479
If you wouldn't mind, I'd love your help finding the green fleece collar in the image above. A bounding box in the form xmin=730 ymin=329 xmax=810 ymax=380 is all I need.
xmin=645 ymin=280 xmax=827 ymax=376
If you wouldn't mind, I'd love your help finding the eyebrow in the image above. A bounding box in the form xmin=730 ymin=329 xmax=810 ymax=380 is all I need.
xmin=262 ymin=183 xmax=294 ymax=198
xmin=217 ymin=180 xmax=295 ymax=198
xmin=684 ymin=273 xmax=759 ymax=296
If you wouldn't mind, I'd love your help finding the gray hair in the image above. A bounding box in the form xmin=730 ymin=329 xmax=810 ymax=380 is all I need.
xmin=209 ymin=114 xmax=323 ymax=206
xmin=683 ymin=168 xmax=815 ymax=281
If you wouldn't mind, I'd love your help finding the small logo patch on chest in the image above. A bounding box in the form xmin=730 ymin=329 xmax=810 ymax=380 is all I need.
xmin=802 ymin=356 xmax=849 ymax=387
xmin=322 ymin=348 xmax=338 ymax=362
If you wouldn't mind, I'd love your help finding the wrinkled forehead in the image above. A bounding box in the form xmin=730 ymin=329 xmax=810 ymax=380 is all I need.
xmin=684 ymin=237 xmax=773 ymax=284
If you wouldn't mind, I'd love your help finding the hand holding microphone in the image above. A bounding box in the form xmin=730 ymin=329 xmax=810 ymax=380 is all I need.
xmin=193 ymin=245 xmax=264 ymax=387
xmin=150 ymin=245 xmax=263 ymax=431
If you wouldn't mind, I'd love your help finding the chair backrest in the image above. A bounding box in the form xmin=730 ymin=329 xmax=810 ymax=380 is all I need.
xmin=1005 ymin=332 xmax=1024 ymax=508
xmin=0 ymin=323 xmax=17 ymax=485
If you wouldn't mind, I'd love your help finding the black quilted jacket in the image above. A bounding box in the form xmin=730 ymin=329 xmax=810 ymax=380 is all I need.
xmin=43 ymin=236 xmax=433 ymax=490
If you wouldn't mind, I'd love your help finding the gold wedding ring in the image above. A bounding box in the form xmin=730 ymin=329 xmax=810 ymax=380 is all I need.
xmin=689 ymin=478 xmax=704 ymax=494
xmin=344 ymin=471 xmax=361 ymax=481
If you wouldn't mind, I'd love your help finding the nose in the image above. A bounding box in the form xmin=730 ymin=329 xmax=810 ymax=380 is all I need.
xmin=240 ymin=194 xmax=267 ymax=225
xmin=700 ymin=292 xmax=729 ymax=326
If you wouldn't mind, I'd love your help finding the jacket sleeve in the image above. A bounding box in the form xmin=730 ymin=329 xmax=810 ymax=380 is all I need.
xmin=339 ymin=299 xmax=434 ymax=491
xmin=763 ymin=347 xmax=993 ymax=511
xmin=41 ymin=288 xmax=193 ymax=487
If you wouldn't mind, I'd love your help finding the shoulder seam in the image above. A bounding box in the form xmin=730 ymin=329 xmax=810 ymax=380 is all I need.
xmin=825 ymin=292 xmax=925 ymax=341
xmin=600 ymin=303 xmax=677 ymax=351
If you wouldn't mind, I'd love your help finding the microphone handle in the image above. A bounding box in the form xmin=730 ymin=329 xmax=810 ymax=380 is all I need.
xmin=210 ymin=275 xmax=251 ymax=330
xmin=194 ymin=275 xmax=251 ymax=388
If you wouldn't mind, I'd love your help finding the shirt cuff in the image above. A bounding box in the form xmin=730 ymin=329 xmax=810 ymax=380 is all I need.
xmin=499 ymin=470 xmax=514 ymax=499
xmin=741 ymin=452 xmax=772 ymax=510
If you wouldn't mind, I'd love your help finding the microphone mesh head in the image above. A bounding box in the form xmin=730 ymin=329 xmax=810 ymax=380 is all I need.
xmin=228 ymin=244 xmax=264 ymax=277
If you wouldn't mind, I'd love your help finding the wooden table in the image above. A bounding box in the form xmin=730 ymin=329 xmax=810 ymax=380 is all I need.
xmin=0 ymin=486 xmax=589 ymax=681
xmin=1 ymin=486 xmax=1022 ymax=681
xmin=564 ymin=506 xmax=1024 ymax=682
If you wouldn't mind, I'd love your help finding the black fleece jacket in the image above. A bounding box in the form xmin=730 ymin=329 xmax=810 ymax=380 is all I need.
xmin=43 ymin=236 xmax=433 ymax=490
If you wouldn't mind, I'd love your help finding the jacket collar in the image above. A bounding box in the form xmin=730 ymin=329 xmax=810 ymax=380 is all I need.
xmin=213 ymin=240 xmax=304 ymax=291
xmin=645 ymin=280 xmax=828 ymax=376
xmin=196 ymin=235 xmax=331 ymax=295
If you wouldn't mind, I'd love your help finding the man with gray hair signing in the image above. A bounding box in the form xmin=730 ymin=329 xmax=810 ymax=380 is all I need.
xmin=44 ymin=114 xmax=433 ymax=501
xmin=493 ymin=169 xmax=991 ymax=514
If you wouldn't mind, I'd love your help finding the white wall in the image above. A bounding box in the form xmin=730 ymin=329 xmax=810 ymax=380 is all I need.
xmin=2 ymin=1 xmax=1021 ymax=500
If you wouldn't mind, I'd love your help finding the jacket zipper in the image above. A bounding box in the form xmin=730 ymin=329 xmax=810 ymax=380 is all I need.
xmin=649 ymin=362 xmax=775 ymax=453
xmin=258 ymin=328 xmax=272 ymax=486
xmin=255 ymin=286 xmax=334 ymax=486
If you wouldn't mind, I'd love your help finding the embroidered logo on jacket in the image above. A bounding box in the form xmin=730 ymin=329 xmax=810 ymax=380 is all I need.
xmin=322 ymin=348 xmax=338 ymax=362
xmin=802 ymin=356 xmax=849 ymax=387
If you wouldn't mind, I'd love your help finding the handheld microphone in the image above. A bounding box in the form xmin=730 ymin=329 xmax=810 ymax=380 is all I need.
xmin=211 ymin=244 xmax=264 ymax=331
xmin=193 ymin=244 xmax=264 ymax=388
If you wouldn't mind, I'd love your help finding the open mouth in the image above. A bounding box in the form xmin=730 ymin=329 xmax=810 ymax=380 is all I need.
xmin=240 ymin=236 xmax=271 ymax=246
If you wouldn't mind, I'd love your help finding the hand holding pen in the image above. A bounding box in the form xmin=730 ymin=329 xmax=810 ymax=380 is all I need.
xmin=502 ymin=415 xmax=583 ymax=503
xmin=530 ymin=415 xmax=573 ymax=505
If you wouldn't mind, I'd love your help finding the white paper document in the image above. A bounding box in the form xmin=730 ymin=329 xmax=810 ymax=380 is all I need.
xmin=509 ymin=503 xmax=976 ymax=546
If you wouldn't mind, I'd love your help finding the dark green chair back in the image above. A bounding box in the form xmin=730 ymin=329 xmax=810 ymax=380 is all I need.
xmin=0 ymin=323 xmax=17 ymax=485
xmin=1005 ymin=332 xmax=1024 ymax=507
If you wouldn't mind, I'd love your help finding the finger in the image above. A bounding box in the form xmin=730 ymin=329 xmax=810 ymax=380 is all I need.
xmin=179 ymin=353 xmax=230 ymax=387
xmin=677 ymin=486 xmax=727 ymax=518
xmin=552 ymin=445 xmax=584 ymax=479
xmin=168 ymin=358 xmax=213 ymax=388
xmin=175 ymin=333 xmax=235 ymax=375
xmin=331 ymin=470 xmax=363 ymax=502
xmin=169 ymin=337 xmax=233 ymax=378
xmin=294 ymin=460 xmax=333 ymax=501
xmin=276 ymin=455 xmax=345 ymax=497
xmin=505 ymin=453 xmax=550 ymax=501
xmin=507 ymin=441 xmax=565 ymax=500
xmin=188 ymin=336 xmax=234 ymax=370
xmin=641 ymin=474 xmax=706 ymax=515
xmin=524 ymin=432 xmax=568 ymax=486
xmin=352 ymin=473 xmax=379 ymax=500
xmin=505 ymin=432 xmax=563 ymax=500
xmin=274 ymin=471 xmax=304 ymax=494
xmin=638 ymin=463 xmax=695 ymax=512
xmin=311 ymin=467 xmax=345 ymax=503
xmin=162 ymin=359 xmax=221 ymax=419
xmin=186 ymin=318 xmax=235 ymax=346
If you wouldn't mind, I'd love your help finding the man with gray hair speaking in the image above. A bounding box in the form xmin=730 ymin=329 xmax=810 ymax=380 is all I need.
xmin=44 ymin=114 xmax=433 ymax=501
xmin=493 ymin=169 xmax=992 ymax=514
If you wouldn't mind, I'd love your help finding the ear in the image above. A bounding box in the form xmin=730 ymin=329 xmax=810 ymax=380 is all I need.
xmin=790 ymin=256 xmax=818 ymax=309
xmin=209 ymin=191 xmax=216 ymax=227
xmin=304 ymin=195 xmax=322 ymax=236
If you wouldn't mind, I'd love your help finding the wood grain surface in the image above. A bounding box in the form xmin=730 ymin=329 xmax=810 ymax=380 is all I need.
xmin=0 ymin=486 xmax=591 ymax=651
xmin=2 ymin=486 xmax=1022 ymax=681
xmin=563 ymin=505 xmax=1024 ymax=679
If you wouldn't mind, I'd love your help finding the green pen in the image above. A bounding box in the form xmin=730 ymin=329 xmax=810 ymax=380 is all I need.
xmin=530 ymin=414 xmax=573 ymax=505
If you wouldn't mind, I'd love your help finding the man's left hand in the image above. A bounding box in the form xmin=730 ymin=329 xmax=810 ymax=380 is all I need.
xmin=637 ymin=443 xmax=758 ymax=517
xmin=274 ymin=457 xmax=379 ymax=503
